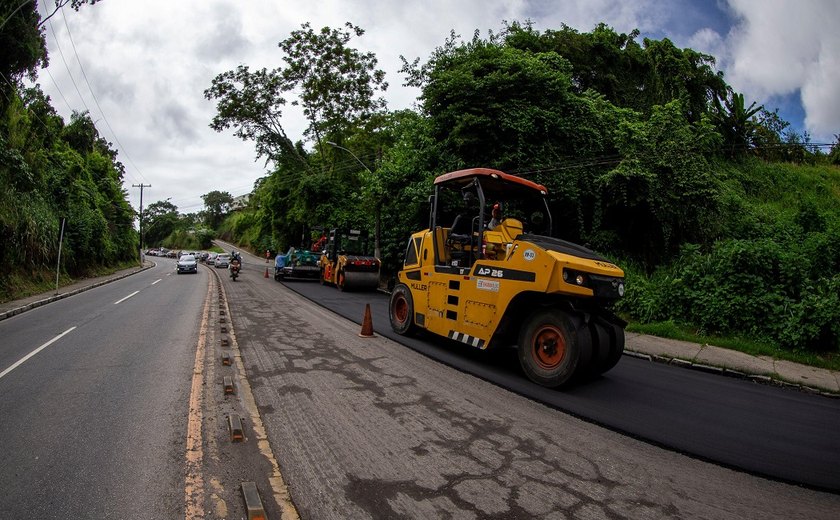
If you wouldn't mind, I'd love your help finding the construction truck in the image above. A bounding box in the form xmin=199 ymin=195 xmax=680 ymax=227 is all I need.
xmin=274 ymin=247 xmax=320 ymax=281
xmin=318 ymin=228 xmax=381 ymax=291
xmin=388 ymin=168 xmax=626 ymax=388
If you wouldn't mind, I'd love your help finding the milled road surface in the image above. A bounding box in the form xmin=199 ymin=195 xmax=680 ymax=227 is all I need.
xmin=218 ymin=258 xmax=840 ymax=520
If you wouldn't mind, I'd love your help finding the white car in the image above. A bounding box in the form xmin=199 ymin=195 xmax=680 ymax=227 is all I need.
xmin=214 ymin=254 xmax=231 ymax=268
xmin=176 ymin=254 xmax=198 ymax=274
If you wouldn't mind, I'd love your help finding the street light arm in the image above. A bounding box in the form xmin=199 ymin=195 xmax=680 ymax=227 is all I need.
xmin=326 ymin=141 xmax=372 ymax=173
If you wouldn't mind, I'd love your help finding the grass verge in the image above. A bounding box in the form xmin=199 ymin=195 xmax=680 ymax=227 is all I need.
xmin=627 ymin=320 xmax=840 ymax=372
xmin=0 ymin=260 xmax=141 ymax=305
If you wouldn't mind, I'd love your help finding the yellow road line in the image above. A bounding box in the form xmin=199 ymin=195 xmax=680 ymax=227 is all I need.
xmin=185 ymin=276 xmax=213 ymax=519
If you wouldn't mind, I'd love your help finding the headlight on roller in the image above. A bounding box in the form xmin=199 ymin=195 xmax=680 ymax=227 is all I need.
xmin=563 ymin=268 xmax=625 ymax=299
xmin=562 ymin=268 xmax=589 ymax=287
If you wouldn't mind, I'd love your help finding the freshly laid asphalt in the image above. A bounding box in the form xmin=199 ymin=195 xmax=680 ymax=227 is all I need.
xmin=2 ymin=260 xmax=839 ymax=493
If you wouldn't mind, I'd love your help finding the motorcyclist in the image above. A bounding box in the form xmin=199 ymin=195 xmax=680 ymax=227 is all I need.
xmin=229 ymin=255 xmax=241 ymax=278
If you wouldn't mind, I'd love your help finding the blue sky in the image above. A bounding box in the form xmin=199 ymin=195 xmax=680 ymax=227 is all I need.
xmin=34 ymin=0 xmax=839 ymax=213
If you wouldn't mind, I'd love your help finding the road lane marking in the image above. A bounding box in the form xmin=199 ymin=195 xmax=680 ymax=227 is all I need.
xmin=114 ymin=291 xmax=140 ymax=305
xmin=0 ymin=327 xmax=77 ymax=381
xmin=151 ymin=279 xmax=162 ymax=285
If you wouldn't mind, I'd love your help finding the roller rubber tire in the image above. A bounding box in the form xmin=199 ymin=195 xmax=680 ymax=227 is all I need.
xmin=600 ymin=321 xmax=625 ymax=374
xmin=389 ymin=284 xmax=417 ymax=336
xmin=518 ymin=309 xmax=584 ymax=388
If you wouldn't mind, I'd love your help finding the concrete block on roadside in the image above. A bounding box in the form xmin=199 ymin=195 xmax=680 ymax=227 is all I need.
xmin=228 ymin=414 xmax=244 ymax=442
xmin=241 ymin=481 xmax=267 ymax=520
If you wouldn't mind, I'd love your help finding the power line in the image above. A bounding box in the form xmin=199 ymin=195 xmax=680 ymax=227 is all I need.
xmin=44 ymin=67 xmax=73 ymax=112
xmin=44 ymin=12 xmax=93 ymax=118
xmin=58 ymin=6 xmax=148 ymax=184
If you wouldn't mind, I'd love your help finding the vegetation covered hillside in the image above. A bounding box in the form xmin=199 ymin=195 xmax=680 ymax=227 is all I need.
xmin=208 ymin=21 xmax=840 ymax=356
xmin=1 ymin=1 xmax=136 ymax=301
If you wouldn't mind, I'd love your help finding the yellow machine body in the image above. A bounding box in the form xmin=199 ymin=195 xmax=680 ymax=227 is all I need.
xmin=389 ymin=168 xmax=626 ymax=387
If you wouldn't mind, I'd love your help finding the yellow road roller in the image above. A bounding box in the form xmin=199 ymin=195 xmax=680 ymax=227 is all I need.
xmin=319 ymin=228 xmax=381 ymax=291
xmin=389 ymin=168 xmax=626 ymax=387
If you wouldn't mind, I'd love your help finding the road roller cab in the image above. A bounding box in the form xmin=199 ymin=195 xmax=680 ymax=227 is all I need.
xmin=389 ymin=168 xmax=627 ymax=387
xmin=318 ymin=228 xmax=381 ymax=291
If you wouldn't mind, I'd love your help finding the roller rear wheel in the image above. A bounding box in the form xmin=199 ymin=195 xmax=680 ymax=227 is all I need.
xmin=518 ymin=309 xmax=586 ymax=387
xmin=600 ymin=320 xmax=625 ymax=374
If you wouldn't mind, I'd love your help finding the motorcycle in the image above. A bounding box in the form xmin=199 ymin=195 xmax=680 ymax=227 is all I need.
xmin=229 ymin=260 xmax=241 ymax=281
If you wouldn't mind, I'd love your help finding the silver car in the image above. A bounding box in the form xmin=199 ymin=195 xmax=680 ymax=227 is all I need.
xmin=214 ymin=254 xmax=231 ymax=268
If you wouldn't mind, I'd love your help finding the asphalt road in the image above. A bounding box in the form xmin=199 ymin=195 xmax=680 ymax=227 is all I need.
xmin=212 ymin=252 xmax=840 ymax=519
xmin=275 ymin=278 xmax=840 ymax=493
xmin=0 ymin=261 xmax=201 ymax=518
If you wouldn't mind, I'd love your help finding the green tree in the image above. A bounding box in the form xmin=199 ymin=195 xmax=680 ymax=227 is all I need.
xmin=143 ymin=199 xmax=179 ymax=246
xmin=201 ymin=190 xmax=233 ymax=229
xmin=1 ymin=1 xmax=101 ymax=85
xmin=829 ymin=134 xmax=840 ymax=165
xmin=405 ymin=33 xmax=605 ymax=169
xmin=0 ymin=0 xmax=47 ymax=85
xmin=205 ymin=22 xmax=388 ymax=166
xmin=204 ymin=65 xmax=301 ymax=166
xmin=279 ymin=22 xmax=388 ymax=155
xmin=206 ymin=22 xmax=391 ymax=255
xmin=501 ymin=22 xmax=727 ymax=121
xmin=712 ymin=89 xmax=763 ymax=158
xmin=599 ymin=100 xmax=722 ymax=265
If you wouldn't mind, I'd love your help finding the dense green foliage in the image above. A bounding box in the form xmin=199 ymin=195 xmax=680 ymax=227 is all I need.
xmin=0 ymin=1 xmax=136 ymax=301
xmin=616 ymin=161 xmax=840 ymax=351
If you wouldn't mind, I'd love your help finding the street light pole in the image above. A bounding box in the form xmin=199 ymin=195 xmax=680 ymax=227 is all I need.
xmin=133 ymin=183 xmax=151 ymax=266
xmin=326 ymin=141 xmax=381 ymax=260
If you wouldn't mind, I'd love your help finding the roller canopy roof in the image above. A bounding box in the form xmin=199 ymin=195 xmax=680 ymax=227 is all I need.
xmin=434 ymin=168 xmax=548 ymax=196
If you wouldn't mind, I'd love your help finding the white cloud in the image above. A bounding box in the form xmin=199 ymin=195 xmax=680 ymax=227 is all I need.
xmin=688 ymin=27 xmax=726 ymax=61
xmin=723 ymin=0 xmax=840 ymax=139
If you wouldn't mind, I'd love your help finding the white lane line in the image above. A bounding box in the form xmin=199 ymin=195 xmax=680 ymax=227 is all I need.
xmin=0 ymin=326 xmax=77 ymax=381
xmin=114 ymin=291 xmax=140 ymax=305
xmin=151 ymin=279 xmax=162 ymax=285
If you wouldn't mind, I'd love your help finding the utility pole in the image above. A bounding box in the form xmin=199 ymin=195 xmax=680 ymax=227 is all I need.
xmin=132 ymin=183 xmax=151 ymax=265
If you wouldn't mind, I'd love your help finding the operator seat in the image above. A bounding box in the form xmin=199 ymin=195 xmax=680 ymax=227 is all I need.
xmin=448 ymin=213 xmax=472 ymax=245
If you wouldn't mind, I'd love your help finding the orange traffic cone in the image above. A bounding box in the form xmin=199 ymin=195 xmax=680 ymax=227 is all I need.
xmin=264 ymin=267 xmax=269 ymax=278
xmin=359 ymin=303 xmax=374 ymax=338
